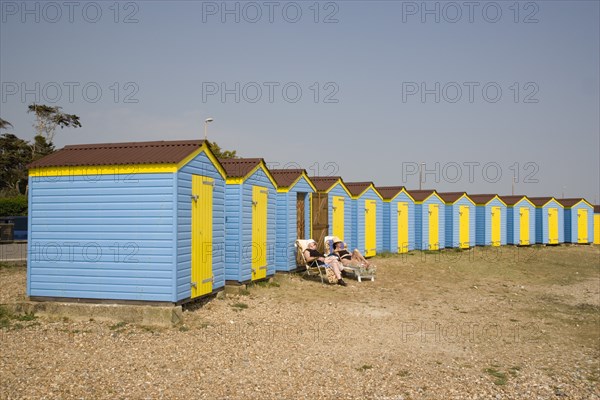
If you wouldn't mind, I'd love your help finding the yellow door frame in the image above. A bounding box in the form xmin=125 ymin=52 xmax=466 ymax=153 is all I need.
xmin=332 ymin=196 xmax=345 ymax=241
xmin=519 ymin=207 xmax=530 ymax=245
xmin=191 ymin=175 xmax=214 ymax=298
xmin=459 ymin=205 xmax=469 ymax=249
xmin=548 ymin=208 xmax=558 ymax=244
xmin=252 ymin=186 xmax=268 ymax=280
xmin=577 ymin=208 xmax=588 ymax=243
xmin=428 ymin=203 xmax=439 ymax=250
xmin=491 ymin=206 xmax=501 ymax=246
xmin=365 ymin=200 xmax=376 ymax=257
xmin=397 ymin=202 xmax=409 ymax=253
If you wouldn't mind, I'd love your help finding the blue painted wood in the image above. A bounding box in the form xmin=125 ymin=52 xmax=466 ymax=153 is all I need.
xmin=387 ymin=192 xmax=415 ymax=252
xmin=351 ymin=188 xmax=384 ymax=255
xmin=444 ymin=197 xmax=476 ymax=248
xmin=414 ymin=195 xmax=445 ymax=250
xmin=28 ymin=173 xmax=177 ymax=302
xmin=563 ymin=202 xmax=594 ymax=243
xmin=383 ymin=201 xmax=391 ymax=252
xmin=274 ymin=177 xmax=314 ymax=272
xmin=506 ymin=199 xmax=536 ymax=245
xmin=176 ymin=151 xmax=226 ymax=300
xmin=534 ymin=199 xmax=564 ymax=244
xmin=475 ymin=199 xmax=507 ymax=246
xmin=327 ymin=183 xmax=352 ymax=246
xmin=224 ymin=168 xmax=277 ymax=282
xmin=350 ymin=196 xmax=358 ymax=251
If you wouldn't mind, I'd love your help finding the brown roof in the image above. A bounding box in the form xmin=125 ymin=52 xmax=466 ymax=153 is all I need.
xmin=528 ymin=197 xmax=555 ymax=206
xmin=310 ymin=176 xmax=342 ymax=192
xmin=595 ymin=205 xmax=600 ymax=213
xmin=437 ymin=192 xmax=467 ymax=203
xmin=499 ymin=195 xmax=528 ymax=205
xmin=29 ymin=140 xmax=204 ymax=168
xmin=218 ymin=158 xmax=262 ymax=178
xmin=557 ymin=198 xmax=586 ymax=207
xmin=376 ymin=186 xmax=406 ymax=200
xmin=468 ymin=194 xmax=499 ymax=205
xmin=269 ymin=169 xmax=306 ymax=188
xmin=344 ymin=182 xmax=374 ymax=197
xmin=405 ymin=190 xmax=437 ymax=202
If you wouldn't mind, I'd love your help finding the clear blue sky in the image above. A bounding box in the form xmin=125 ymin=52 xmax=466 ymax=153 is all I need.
xmin=1 ymin=1 xmax=599 ymax=202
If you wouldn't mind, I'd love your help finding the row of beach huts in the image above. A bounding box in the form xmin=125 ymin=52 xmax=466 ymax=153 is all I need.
xmin=26 ymin=140 xmax=600 ymax=304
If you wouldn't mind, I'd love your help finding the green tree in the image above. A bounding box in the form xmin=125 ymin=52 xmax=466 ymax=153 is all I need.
xmin=31 ymin=134 xmax=55 ymax=162
xmin=208 ymin=141 xmax=238 ymax=159
xmin=0 ymin=105 xmax=78 ymax=196
xmin=28 ymin=104 xmax=81 ymax=143
xmin=0 ymin=133 xmax=31 ymax=195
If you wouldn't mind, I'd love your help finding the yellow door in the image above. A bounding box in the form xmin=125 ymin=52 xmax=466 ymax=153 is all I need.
xmin=252 ymin=186 xmax=268 ymax=280
xmin=577 ymin=208 xmax=588 ymax=243
xmin=594 ymin=214 xmax=600 ymax=245
xmin=459 ymin=205 xmax=469 ymax=249
xmin=548 ymin=208 xmax=558 ymax=244
xmin=365 ymin=200 xmax=376 ymax=257
xmin=397 ymin=202 xmax=409 ymax=253
xmin=332 ymin=196 xmax=345 ymax=241
xmin=491 ymin=206 xmax=501 ymax=246
xmin=191 ymin=175 xmax=213 ymax=298
xmin=428 ymin=204 xmax=439 ymax=250
xmin=519 ymin=207 xmax=530 ymax=245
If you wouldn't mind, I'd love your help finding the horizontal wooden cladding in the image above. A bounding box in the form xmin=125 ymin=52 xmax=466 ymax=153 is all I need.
xmin=28 ymin=172 xmax=177 ymax=302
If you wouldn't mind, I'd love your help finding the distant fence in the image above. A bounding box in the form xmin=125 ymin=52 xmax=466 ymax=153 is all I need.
xmin=0 ymin=242 xmax=27 ymax=263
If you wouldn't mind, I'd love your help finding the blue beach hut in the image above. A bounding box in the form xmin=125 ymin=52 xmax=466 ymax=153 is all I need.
xmin=309 ymin=176 xmax=352 ymax=251
xmin=27 ymin=140 xmax=227 ymax=303
xmin=438 ymin=192 xmax=476 ymax=249
xmin=344 ymin=182 xmax=384 ymax=257
xmin=469 ymin=194 xmax=507 ymax=247
xmin=377 ymin=186 xmax=415 ymax=253
xmin=406 ymin=190 xmax=445 ymax=251
xmin=220 ymin=158 xmax=277 ymax=284
xmin=270 ymin=169 xmax=315 ymax=271
xmin=501 ymin=195 xmax=536 ymax=246
xmin=529 ymin=197 xmax=564 ymax=245
xmin=557 ymin=198 xmax=594 ymax=244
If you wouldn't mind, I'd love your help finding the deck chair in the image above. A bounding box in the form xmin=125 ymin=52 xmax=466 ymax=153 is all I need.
xmin=323 ymin=236 xmax=375 ymax=283
xmin=295 ymin=239 xmax=325 ymax=283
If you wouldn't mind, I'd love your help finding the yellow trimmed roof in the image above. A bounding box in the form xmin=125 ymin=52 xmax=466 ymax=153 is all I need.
xmin=269 ymin=169 xmax=316 ymax=192
xmin=528 ymin=197 xmax=563 ymax=208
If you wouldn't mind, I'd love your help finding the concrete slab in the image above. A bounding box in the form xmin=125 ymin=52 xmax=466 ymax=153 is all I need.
xmin=224 ymin=284 xmax=248 ymax=295
xmin=3 ymin=301 xmax=183 ymax=327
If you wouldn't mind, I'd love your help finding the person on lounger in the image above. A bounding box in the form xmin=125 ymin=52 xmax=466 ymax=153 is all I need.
xmin=304 ymin=239 xmax=347 ymax=286
xmin=332 ymin=241 xmax=373 ymax=270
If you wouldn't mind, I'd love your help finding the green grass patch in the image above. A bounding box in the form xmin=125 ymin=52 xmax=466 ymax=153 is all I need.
xmin=508 ymin=366 xmax=521 ymax=377
xmin=231 ymin=302 xmax=248 ymax=310
xmin=251 ymin=280 xmax=280 ymax=289
xmin=0 ymin=262 xmax=26 ymax=270
xmin=109 ymin=321 xmax=127 ymax=331
xmin=14 ymin=312 xmax=36 ymax=321
xmin=0 ymin=306 xmax=37 ymax=329
xmin=484 ymin=367 xmax=508 ymax=385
